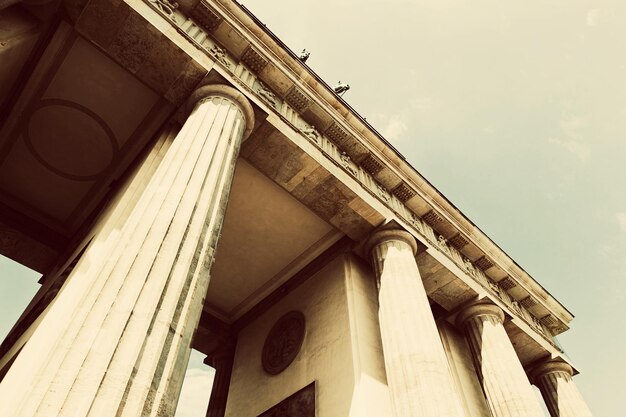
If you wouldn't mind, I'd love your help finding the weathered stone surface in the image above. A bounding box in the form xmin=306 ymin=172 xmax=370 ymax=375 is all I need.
xmin=262 ymin=311 xmax=305 ymax=375
xmin=107 ymin=12 xmax=160 ymax=73
xmin=164 ymin=59 xmax=207 ymax=105
xmin=367 ymin=228 xmax=466 ymax=417
xmin=284 ymin=86 xmax=311 ymax=113
xmin=76 ymin=0 xmax=130 ymax=49
xmin=458 ymin=303 xmax=546 ymax=417
xmin=532 ymin=361 xmax=594 ymax=417
xmin=0 ymin=85 xmax=254 ymax=417
xmin=136 ymin=39 xmax=189 ymax=93
xmin=241 ymin=45 xmax=268 ymax=74
xmin=391 ymin=182 xmax=416 ymax=202
xmin=191 ymin=0 xmax=223 ymax=31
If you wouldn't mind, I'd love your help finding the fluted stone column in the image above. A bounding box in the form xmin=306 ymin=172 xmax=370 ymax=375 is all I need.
xmin=366 ymin=228 xmax=465 ymax=417
xmin=532 ymin=360 xmax=594 ymax=417
xmin=0 ymin=84 xmax=254 ymax=417
xmin=457 ymin=303 xmax=545 ymax=417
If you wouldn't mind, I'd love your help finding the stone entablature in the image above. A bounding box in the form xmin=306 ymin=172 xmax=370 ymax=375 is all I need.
xmin=125 ymin=0 xmax=568 ymax=343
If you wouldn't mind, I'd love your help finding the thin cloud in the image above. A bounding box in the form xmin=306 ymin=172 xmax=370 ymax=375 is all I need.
xmin=381 ymin=115 xmax=408 ymax=142
xmin=586 ymin=9 xmax=600 ymax=27
xmin=559 ymin=115 xmax=588 ymax=139
xmin=548 ymin=137 xmax=591 ymax=162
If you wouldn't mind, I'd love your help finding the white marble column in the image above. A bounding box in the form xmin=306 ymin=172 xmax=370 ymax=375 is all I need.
xmin=457 ymin=303 xmax=546 ymax=417
xmin=366 ymin=228 xmax=465 ymax=417
xmin=532 ymin=360 xmax=594 ymax=417
xmin=0 ymin=84 xmax=254 ymax=417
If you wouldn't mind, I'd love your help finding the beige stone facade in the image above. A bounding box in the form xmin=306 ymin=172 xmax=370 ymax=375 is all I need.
xmin=0 ymin=0 xmax=593 ymax=416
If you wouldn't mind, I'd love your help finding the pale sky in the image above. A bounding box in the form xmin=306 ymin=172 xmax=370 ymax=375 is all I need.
xmin=234 ymin=0 xmax=624 ymax=415
xmin=1 ymin=0 xmax=625 ymax=416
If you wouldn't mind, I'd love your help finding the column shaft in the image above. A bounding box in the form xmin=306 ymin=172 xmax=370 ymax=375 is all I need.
xmin=459 ymin=304 xmax=545 ymax=417
xmin=205 ymin=341 xmax=236 ymax=417
xmin=533 ymin=361 xmax=594 ymax=417
xmin=368 ymin=229 xmax=464 ymax=417
xmin=0 ymin=85 xmax=253 ymax=417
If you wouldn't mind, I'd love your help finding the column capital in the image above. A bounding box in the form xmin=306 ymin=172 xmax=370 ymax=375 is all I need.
xmin=531 ymin=359 xmax=574 ymax=382
xmin=365 ymin=227 xmax=418 ymax=256
xmin=456 ymin=302 xmax=505 ymax=327
xmin=187 ymin=84 xmax=255 ymax=139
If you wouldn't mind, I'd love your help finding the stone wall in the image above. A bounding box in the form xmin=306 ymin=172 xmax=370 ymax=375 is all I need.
xmin=226 ymin=253 xmax=391 ymax=417
xmin=344 ymin=255 xmax=392 ymax=417
xmin=438 ymin=320 xmax=491 ymax=417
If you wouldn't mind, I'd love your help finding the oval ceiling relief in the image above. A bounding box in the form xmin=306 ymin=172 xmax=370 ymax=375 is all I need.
xmin=24 ymin=99 xmax=118 ymax=181
xmin=262 ymin=311 xmax=306 ymax=375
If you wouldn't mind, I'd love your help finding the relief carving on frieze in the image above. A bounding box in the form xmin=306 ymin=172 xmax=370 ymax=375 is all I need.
xmin=262 ymin=311 xmax=306 ymax=375
xmin=142 ymin=0 xmax=562 ymax=343
xmin=299 ymin=124 xmax=321 ymax=145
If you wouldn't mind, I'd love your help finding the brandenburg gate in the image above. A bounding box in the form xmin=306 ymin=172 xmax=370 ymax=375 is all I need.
xmin=0 ymin=0 xmax=594 ymax=416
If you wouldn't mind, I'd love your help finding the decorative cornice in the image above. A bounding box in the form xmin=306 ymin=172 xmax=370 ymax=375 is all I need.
xmin=422 ymin=209 xmax=444 ymax=227
xmin=191 ymin=0 xmax=223 ymax=31
xmin=240 ymin=45 xmax=268 ymax=73
xmin=539 ymin=314 xmax=558 ymax=327
xmin=360 ymin=153 xmax=384 ymax=176
xmin=474 ymin=256 xmax=494 ymax=271
xmin=137 ymin=0 xmax=567 ymax=346
xmin=325 ymin=122 xmax=350 ymax=147
xmin=448 ymin=233 xmax=469 ymax=250
xmin=498 ymin=276 xmax=517 ymax=290
xmin=392 ymin=182 xmax=416 ymax=203
xmin=284 ymin=86 xmax=312 ymax=113
xmin=208 ymin=0 xmax=572 ymax=333
xmin=520 ymin=296 xmax=538 ymax=309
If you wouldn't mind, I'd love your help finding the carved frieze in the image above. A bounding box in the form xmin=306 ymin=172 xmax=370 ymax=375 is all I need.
xmin=142 ymin=0 xmax=563 ymax=346
xmin=498 ymin=276 xmax=517 ymax=291
xmin=474 ymin=256 xmax=494 ymax=271
xmin=208 ymin=44 xmax=232 ymax=69
xmin=392 ymin=182 xmax=416 ymax=202
xmin=422 ymin=209 xmax=444 ymax=227
xmin=448 ymin=233 xmax=469 ymax=250
xmin=262 ymin=311 xmax=306 ymax=375
xmin=408 ymin=213 xmax=425 ymax=234
xmin=300 ymin=124 xmax=321 ymax=145
xmin=376 ymin=183 xmax=391 ymax=202
xmin=191 ymin=0 xmax=223 ymax=31
xmin=463 ymin=257 xmax=475 ymax=275
xmin=149 ymin=0 xmax=179 ymax=21
xmin=486 ymin=278 xmax=502 ymax=296
xmin=360 ymin=153 xmax=384 ymax=176
xmin=520 ymin=296 xmax=538 ymax=308
xmin=325 ymin=122 xmax=350 ymax=147
xmin=241 ymin=45 xmax=268 ymax=73
xmin=256 ymin=82 xmax=279 ymax=109
xmin=340 ymin=152 xmax=358 ymax=176
xmin=437 ymin=235 xmax=450 ymax=254
xmin=284 ymin=86 xmax=312 ymax=113
xmin=540 ymin=314 xmax=558 ymax=327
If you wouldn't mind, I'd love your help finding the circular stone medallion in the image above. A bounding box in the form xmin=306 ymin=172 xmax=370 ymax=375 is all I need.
xmin=262 ymin=311 xmax=306 ymax=375
xmin=24 ymin=99 xmax=118 ymax=181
